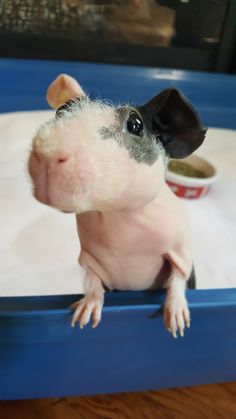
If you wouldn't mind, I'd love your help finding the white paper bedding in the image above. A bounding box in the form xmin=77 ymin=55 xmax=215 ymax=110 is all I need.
xmin=0 ymin=110 xmax=236 ymax=296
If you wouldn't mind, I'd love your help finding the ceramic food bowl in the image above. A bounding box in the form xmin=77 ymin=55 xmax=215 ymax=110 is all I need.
xmin=166 ymin=154 xmax=218 ymax=199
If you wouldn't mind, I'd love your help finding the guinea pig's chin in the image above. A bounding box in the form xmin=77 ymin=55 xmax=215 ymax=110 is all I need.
xmin=52 ymin=202 xmax=78 ymax=214
xmin=60 ymin=209 xmax=75 ymax=214
xmin=33 ymin=188 xmax=76 ymax=214
xmin=50 ymin=199 xmax=79 ymax=214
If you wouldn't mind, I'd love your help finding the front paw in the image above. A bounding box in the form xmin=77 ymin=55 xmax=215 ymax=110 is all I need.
xmin=70 ymin=294 xmax=104 ymax=329
xmin=164 ymin=295 xmax=190 ymax=338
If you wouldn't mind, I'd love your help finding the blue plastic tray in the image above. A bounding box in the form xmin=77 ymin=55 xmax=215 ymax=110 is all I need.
xmin=0 ymin=59 xmax=236 ymax=400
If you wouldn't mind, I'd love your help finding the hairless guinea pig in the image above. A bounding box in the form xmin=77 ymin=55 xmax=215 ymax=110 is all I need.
xmin=28 ymin=74 xmax=206 ymax=338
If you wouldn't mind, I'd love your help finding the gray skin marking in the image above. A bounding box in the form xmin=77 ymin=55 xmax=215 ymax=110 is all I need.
xmin=99 ymin=106 xmax=163 ymax=165
xmin=99 ymin=126 xmax=118 ymax=140
xmin=55 ymin=98 xmax=164 ymax=165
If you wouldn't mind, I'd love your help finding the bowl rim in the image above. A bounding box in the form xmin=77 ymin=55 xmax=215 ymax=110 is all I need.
xmin=166 ymin=155 xmax=219 ymax=187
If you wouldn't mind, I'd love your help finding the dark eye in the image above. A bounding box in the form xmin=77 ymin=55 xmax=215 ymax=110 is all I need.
xmin=127 ymin=112 xmax=143 ymax=136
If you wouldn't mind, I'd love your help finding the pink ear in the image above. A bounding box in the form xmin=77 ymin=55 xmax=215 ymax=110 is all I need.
xmin=46 ymin=74 xmax=86 ymax=109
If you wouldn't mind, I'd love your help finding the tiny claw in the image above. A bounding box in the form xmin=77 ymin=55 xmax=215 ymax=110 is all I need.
xmin=80 ymin=323 xmax=84 ymax=330
xmin=180 ymin=328 xmax=184 ymax=337
xmin=186 ymin=320 xmax=191 ymax=328
xmin=92 ymin=320 xmax=100 ymax=329
xmin=172 ymin=330 xmax=177 ymax=338
xmin=71 ymin=317 xmax=76 ymax=328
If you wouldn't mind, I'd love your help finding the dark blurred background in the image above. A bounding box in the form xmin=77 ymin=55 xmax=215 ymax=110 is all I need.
xmin=0 ymin=0 xmax=235 ymax=73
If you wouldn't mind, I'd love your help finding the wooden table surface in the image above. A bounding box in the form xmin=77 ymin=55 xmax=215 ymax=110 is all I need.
xmin=1 ymin=382 xmax=236 ymax=419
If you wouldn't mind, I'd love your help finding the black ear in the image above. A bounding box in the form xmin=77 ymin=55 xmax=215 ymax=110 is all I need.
xmin=138 ymin=88 xmax=207 ymax=158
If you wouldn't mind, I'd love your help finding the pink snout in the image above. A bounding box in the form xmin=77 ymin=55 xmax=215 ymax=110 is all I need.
xmin=31 ymin=149 xmax=70 ymax=167
xmin=28 ymin=148 xmax=72 ymax=207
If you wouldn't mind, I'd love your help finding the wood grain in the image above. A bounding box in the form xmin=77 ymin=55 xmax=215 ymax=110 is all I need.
xmin=1 ymin=382 xmax=236 ymax=419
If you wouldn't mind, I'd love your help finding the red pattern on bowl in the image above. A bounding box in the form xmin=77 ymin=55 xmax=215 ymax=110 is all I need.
xmin=166 ymin=180 xmax=209 ymax=199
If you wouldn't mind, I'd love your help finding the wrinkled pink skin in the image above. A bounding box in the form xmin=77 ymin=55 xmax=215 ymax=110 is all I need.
xmin=28 ymin=74 xmax=192 ymax=338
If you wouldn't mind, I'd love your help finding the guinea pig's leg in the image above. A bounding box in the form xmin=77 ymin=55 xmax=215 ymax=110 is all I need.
xmin=70 ymin=268 xmax=105 ymax=329
xmin=164 ymin=275 xmax=190 ymax=338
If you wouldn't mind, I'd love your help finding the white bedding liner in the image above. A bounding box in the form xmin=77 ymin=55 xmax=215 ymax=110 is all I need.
xmin=0 ymin=110 xmax=236 ymax=296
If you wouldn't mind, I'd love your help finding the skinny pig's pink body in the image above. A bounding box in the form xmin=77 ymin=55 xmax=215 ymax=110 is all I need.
xmin=77 ymin=186 xmax=192 ymax=292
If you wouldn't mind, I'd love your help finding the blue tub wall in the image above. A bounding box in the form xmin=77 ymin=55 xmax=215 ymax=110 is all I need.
xmin=0 ymin=59 xmax=236 ymax=129
xmin=0 ymin=59 xmax=236 ymax=400
xmin=1 ymin=290 xmax=236 ymax=400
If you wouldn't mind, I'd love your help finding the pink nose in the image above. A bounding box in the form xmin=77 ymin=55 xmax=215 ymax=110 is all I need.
xmin=32 ymin=150 xmax=70 ymax=166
